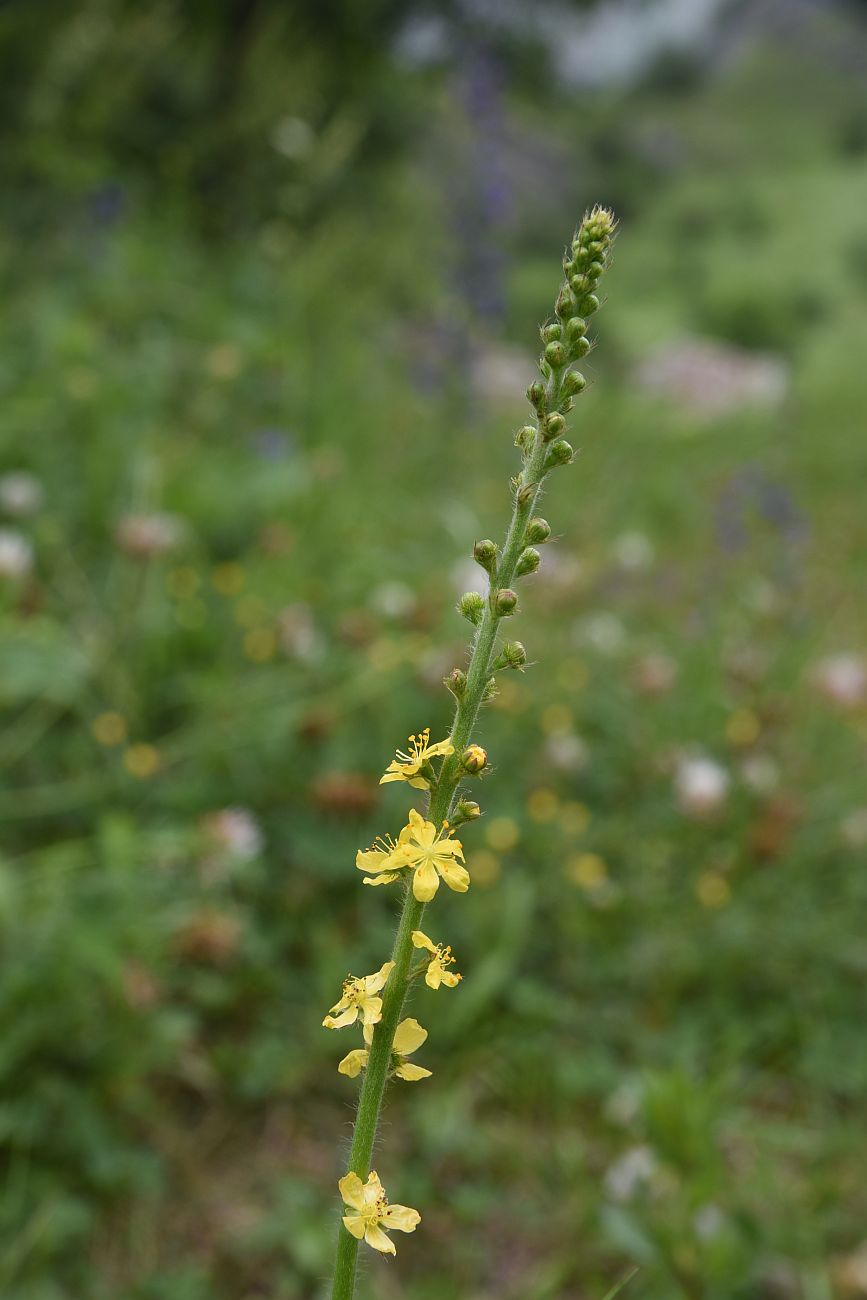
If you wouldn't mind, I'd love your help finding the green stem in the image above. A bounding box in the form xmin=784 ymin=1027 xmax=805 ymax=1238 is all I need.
xmin=330 ymin=423 xmax=553 ymax=1300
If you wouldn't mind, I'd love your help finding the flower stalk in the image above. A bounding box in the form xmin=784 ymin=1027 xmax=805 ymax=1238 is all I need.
xmin=327 ymin=207 xmax=617 ymax=1298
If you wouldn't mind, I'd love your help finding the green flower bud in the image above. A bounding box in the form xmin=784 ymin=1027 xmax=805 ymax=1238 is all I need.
xmin=562 ymin=369 xmax=586 ymax=397
xmin=565 ymin=317 xmax=587 ymax=342
xmin=492 ymin=639 xmax=528 ymax=671
xmin=516 ymin=482 xmax=536 ymax=508
xmin=514 ymin=424 xmax=536 ymax=453
xmin=545 ymin=439 xmax=574 ymax=470
xmin=573 ymin=335 xmax=591 ymax=358
xmin=444 ymin=667 xmax=467 ymax=699
xmin=526 ymin=516 xmax=552 ymax=545
xmin=453 ymin=799 xmax=481 ymax=825
xmin=461 ymin=743 xmax=488 ymax=775
xmin=516 ymin=547 xmax=541 ymax=577
xmin=555 ymin=286 xmax=578 ymax=319
xmin=473 ymin=538 xmax=497 ymax=573
xmin=570 ymin=274 xmax=590 ymax=297
xmin=458 ymin=591 xmax=485 ymax=625
xmin=544 ymin=341 xmax=566 ymax=368
xmin=587 ymin=260 xmax=605 ymax=279
xmin=581 ymin=293 xmax=600 ymax=316
xmin=527 ymin=380 xmax=547 ymax=414
xmin=587 ymin=240 xmax=605 ymax=255
xmin=543 ymin=412 xmax=566 ymax=441
xmin=542 ymin=322 xmax=561 ymax=343
xmin=494 ymin=588 xmax=518 ymax=616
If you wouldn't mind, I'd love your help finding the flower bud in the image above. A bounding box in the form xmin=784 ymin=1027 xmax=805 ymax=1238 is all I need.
xmin=561 ymin=369 xmax=586 ymax=397
xmin=587 ymin=240 xmax=605 ymax=255
xmin=544 ymin=341 xmax=566 ymax=368
xmin=516 ymin=547 xmax=541 ymax=577
xmin=580 ymin=293 xmax=600 ymax=316
xmin=542 ymin=322 xmax=561 ymax=343
xmin=545 ymin=439 xmax=574 ymax=470
xmin=444 ymin=667 xmax=467 ymax=699
xmin=587 ymin=260 xmax=605 ymax=279
xmin=516 ymin=482 xmax=536 ymax=508
xmin=514 ymin=424 xmax=536 ymax=453
xmin=543 ymin=412 xmax=566 ymax=441
xmin=494 ymin=588 xmax=518 ymax=616
xmin=453 ymin=799 xmax=481 ymax=825
xmin=555 ymin=286 xmax=577 ymax=319
xmin=573 ymin=335 xmax=591 ymax=358
xmin=458 ymin=591 xmax=484 ymax=625
xmin=493 ymin=640 xmax=528 ymax=671
xmin=461 ymin=743 xmax=488 ymax=774
xmin=473 ymin=539 xmax=497 ymax=573
xmin=526 ymin=517 xmax=551 ymax=545
xmin=565 ymin=317 xmax=587 ymax=342
xmin=526 ymin=381 xmax=547 ymax=414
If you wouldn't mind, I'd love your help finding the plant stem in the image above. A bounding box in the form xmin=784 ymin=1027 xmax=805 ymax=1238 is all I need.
xmin=330 ymin=425 xmax=551 ymax=1300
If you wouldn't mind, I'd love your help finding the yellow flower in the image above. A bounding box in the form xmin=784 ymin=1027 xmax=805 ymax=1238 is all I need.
xmin=338 ymin=1017 xmax=432 ymax=1081
xmin=402 ymin=809 xmax=468 ymax=901
xmin=380 ymin=727 xmax=454 ymax=790
xmin=322 ymin=961 xmax=395 ymax=1029
xmin=362 ymin=809 xmax=468 ymax=902
xmin=338 ymin=1169 xmax=420 ymax=1255
xmin=355 ymin=832 xmax=410 ymax=889
xmin=411 ymin=930 xmax=462 ymax=989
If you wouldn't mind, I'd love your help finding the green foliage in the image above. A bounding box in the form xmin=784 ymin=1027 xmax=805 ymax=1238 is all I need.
xmin=1 ymin=18 xmax=866 ymax=1300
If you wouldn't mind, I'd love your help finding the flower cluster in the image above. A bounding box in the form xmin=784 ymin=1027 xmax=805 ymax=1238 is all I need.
xmin=326 ymin=211 xmax=616 ymax=1279
xmin=324 ymin=727 xmax=471 ymax=1254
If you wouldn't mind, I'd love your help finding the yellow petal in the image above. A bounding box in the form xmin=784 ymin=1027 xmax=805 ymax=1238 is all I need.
xmin=358 ymin=995 xmax=383 ymax=1026
xmin=434 ymin=837 xmax=464 ymax=860
xmin=364 ymin=1222 xmax=396 ymax=1254
xmin=411 ymin=930 xmax=437 ymax=953
xmin=407 ymin=775 xmax=430 ymax=789
xmin=425 ymin=739 xmax=454 ymax=759
xmin=323 ymin=1007 xmax=358 ymax=1030
xmin=356 ymin=848 xmax=392 ymax=872
xmin=407 ymin=807 xmax=427 ymax=834
xmin=362 ymin=1171 xmax=385 ymax=1206
xmin=395 ymin=1061 xmax=432 ymax=1081
xmin=342 ymin=1213 xmax=366 ymax=1239
xmin=412 ymin=860 xmax=440 ymax=902
xmin=439 ymin=970 xmax=461 ymax=987
xmin=338 ymin=1049 xmax=369 ymax=1077
xmin=393 ymin=1017 xmax=427 ymax=1055
xmin=379 ymin=767 xmax=403 ymax=785
xmin=424 ymin=964 xmax=442 ymax=990
xmin=366 ymin=961 xmax=396 ymax=993
xmin=438 ymin=860 xmax=470 ymax=893
xmin=362 ymin=1021 xmax=375 ymax=1046
xmin=362 ymin=872 xmax=401 ymax=887
xmin=381 ymin=1204 xmax=421 ymax=1232
xmin=338 ymin=1172 xmax=366 ymax=1211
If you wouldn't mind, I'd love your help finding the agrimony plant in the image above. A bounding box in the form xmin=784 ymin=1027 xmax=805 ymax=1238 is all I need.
xmin=325 ymin=207 xmax=617 ymax=1297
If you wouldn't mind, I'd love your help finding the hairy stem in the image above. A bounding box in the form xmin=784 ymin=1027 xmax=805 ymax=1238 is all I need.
xmin=330 ymin=408 xmax=554 ymax=1300
xmin=329 ymin=207 xmax=615 ymax=1298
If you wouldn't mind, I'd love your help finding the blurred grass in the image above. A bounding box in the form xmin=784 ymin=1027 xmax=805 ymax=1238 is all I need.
xmin=1 ymin=21 xmax=867 ymax=1300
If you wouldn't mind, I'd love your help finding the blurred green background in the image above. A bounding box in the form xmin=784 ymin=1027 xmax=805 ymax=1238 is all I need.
xmin=2 ymin=2 xmax=867 ymax=1297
